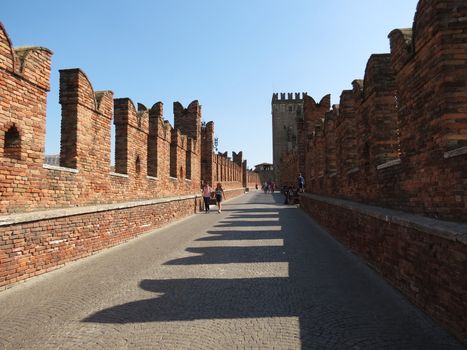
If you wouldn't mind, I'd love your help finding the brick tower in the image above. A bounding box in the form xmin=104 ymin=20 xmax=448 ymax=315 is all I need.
xmin=271 ymin=92 xmax=305 ymax=184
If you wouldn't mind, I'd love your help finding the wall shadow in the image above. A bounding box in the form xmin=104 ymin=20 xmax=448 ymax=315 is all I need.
xmin=213 ymin=220 xmax=279 ymax=228
xmin=83 ymin=193 xmax=464 ymax=349
xmin=196 ymin=230 xmax=282 ymax=241
xmin=221 ymin=207 xmax=283 ymax=213
xmin=162 ymin=246 xmax=287 ymax=265
xmin=228 ymin=213 xmax=279 ymax=219
xmin=83 ymin=277 xmax=296 ymax=323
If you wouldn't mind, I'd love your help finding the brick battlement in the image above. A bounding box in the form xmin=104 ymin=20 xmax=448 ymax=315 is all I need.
xmin=279 ymin=0 xmax=467 ymax=222
xmin=0 ymin=22 xmax=259 ymax=214
xmin=277 ymin=1 xmax=467 ymax=343
xmin=272 ymin=92 xmax=306 ymax=103
xmin=0 ymin=20 xmax=260 ymax=291
xmin=200 ymin=122 xmax=259 ymax=189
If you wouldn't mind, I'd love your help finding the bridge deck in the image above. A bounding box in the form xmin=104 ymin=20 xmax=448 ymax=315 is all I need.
xmin=0 ymin=192 xmax=462 ymax=349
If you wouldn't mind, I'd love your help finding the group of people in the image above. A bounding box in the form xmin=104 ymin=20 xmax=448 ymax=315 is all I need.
xmin=262 ymin=181 xmax=276 ymax=193
xmin=282 ymin=185 xmax=298 ymax=205
xmin=261 ymin=174 xmax=304 ymax=195
xmin=282 ymin=173 xmax=305 ymax=205
xmin=200 ymin=173 xmax=305 ymax=212
xmin=201 ymin=181 xmax=225 ymax=213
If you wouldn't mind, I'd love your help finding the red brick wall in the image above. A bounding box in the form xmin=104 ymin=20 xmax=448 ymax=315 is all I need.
xmin=201 ymin=121 xmax=214 ymax=185
xmin=322 ymin=107 xmax=338 ymax=194
xmin=277 ymin=151 xmax=299 ymax=187
xmin=0 ymin=23 xmax=52 ymax=213
xmin=283 ymin=0 xmax=467 ymax=222
xmin=0 ymin=21 xmax=256 ymax=289
xmin=174 ymin=100 xmax=201 ymax=141
xmin=303 ymin=94 xmax=330 ymax=192
xmin=0 ymin=196 xmax=199 ymax=289
xmin=300 ymin=193 xmax=467 ymax=345
xmin=147 ymin=102 xmax=162 ymax=177
xmin=246 ymin=170 xmax=260 ymax=189
xmin=278 ymin=1 xmax=467 ymax=343
xmin=0 ymin=47 xmax=205 ymax=214
xmin=0 ymin=34 xmax=215 ymax=214
xmin=288 ymin=1 xmax=467 ymax=343
xmin=200 ymin=122 xmax=251 ymax=191
xmin=385 ymin=0 xmax=467 ymax=220
xmin=335 ymin=89 xmax=359 ymax=198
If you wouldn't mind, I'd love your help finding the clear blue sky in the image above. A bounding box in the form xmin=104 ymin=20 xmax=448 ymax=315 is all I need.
xmin=2 ymin=0 xmax=418 ymax=168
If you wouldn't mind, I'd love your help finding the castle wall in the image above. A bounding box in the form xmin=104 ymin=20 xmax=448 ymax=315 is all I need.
xmin=246 ymin=169 xmax=260 ymax=189
xmin=284 ymin=0 xmax=467 ymax=343
xmin=0 ymin=56 xmax=206 ymax=214
xmin=0 ymin=22 xmax=257 ymax=289
xmin=0 ymin=23 xmax=52 ymax=213
xmin=285 ymin=0 xmax=467 ymax=222
xmin=303 ymin=94 xmax=330 ymax=193
xmin=200 ymin=122 xmax=253 ymax=190
xmin=0 ymin=195 xmax=199 ymax=289
xmin=300 ymin=193 xmax=467 ymax=345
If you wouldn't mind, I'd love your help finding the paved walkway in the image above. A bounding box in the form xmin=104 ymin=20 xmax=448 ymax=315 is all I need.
xmin=0 ymin=192 xmax=463 ymax=349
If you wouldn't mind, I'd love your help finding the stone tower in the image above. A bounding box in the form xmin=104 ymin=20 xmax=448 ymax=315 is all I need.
xmin=271 ymin=92 xmax=305 ymax=184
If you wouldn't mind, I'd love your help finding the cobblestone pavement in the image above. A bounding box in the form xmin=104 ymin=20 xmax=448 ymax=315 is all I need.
xmin=0 ymin=192 xmax=464 ymax=349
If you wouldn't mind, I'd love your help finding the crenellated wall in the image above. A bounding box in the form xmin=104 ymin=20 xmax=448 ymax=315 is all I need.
xmin=0 ymin=60 xmax=203 ymax=214
xmin=282 ymin=0 xmax=467 ymax=222
xmin=283 ymin=0 xmax=467 ymax=343
xmin=0 ymin=23 xmax=52 ymax=213
xmin=303 ymin=94 xmax=330 ymax=192
xmin=200 ymin=122 xmax=259 ymax=190
xmin=0 ymin=22 xmax=257 ymax=290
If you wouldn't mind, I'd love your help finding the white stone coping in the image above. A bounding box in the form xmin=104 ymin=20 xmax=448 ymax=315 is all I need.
xmin=300 ymin=192 xmax=467 ymax=244
xmin=346 ymin=167 xmax=359 ymax=175
xmin=109 ymin=172 xmax=129 ymax=178
xmin=0 ymin=194 xmax=199 ymax=227
xmin=43 ymin=164 xmax=79 ymax=173
xmin=444 ymin=146 xmax=467 ymax=159
xmin=0 ymin=189 xmax=247 ymax=227
xmin=377 ymin=158 xmax=402 ymax=170
xmin=223 ymin=188 xmax=245 ymax=193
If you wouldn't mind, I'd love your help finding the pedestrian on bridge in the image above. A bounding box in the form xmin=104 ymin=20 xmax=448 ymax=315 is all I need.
xmin=201 ymin=181 xmax=212 ymax=213
xmin=297 ymin=173 xmax=305 ymax=193
xmin=215 ymin=183 xmax=226 ymax=213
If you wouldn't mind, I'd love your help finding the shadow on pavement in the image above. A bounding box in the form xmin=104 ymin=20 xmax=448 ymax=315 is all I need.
xmin=83 ymin=193 xmax=464 ymax=349
xmin=83 ymin=277 xmax=295 ymax=323
xmin=228 ymin=213 xmax=279 ymax=219
xmin=214 ymin=220 xmax=279 ymax=228
xmin=162 ymin=246 xmax=287 ymax=265
xmin=196 ymin=230 xmax=282 ymax=241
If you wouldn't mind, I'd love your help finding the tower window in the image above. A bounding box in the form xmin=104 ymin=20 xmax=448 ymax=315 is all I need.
xmin=135 ymin=155 xmax=141 ymax=175
xmin=4 ymin=125 xmax=21 ymax=160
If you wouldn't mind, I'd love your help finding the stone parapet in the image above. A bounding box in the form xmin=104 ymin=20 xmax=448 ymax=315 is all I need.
xmin=300 ymin=192 xmax=467 ymax=344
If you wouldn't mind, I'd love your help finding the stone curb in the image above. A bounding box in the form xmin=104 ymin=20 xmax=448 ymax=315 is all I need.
xmin=0 ymin=188 xmax=247 ymax=227
xmin=300 ymin=193 xmax=467 ymax=244
xmin=0 ymin=195 xmax=198 ymax=226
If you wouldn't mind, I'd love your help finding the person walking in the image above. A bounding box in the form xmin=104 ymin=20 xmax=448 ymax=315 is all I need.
xmin=215 ymin=183 xmax=226 ymax=213
xmin=201 ymin=181 xmax=212 ymax=213
xmin=297 ymin=173 xmax=305 ymax=193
